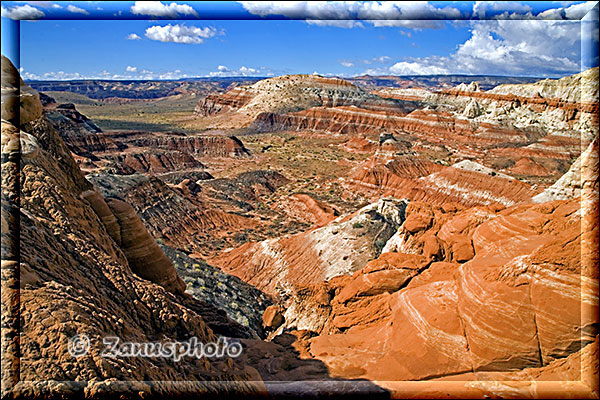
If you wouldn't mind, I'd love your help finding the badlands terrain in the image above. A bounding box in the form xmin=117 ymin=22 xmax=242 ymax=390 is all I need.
xmin=2 ymin=53 xmax=599 ymax=398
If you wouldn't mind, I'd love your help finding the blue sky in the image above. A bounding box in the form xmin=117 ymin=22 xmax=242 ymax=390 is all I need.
xmin=2 ymin=1 xmax=598 ymax=80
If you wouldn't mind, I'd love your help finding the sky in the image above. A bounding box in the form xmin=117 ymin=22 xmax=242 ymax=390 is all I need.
xmin=1 ymin=1 xmax=598 ymax=80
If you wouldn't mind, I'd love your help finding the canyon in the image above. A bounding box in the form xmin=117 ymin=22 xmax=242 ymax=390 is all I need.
xmin=2 ymin=54 xmax=598 ymax=399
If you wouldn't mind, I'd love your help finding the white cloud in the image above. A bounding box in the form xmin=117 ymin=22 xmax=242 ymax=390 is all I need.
xmin=66 ymin=5 xmax=89 ymax=15
xmin=1 ymin=4 xmax=45 ymax=19
xmin=208 ymin=65 xmax=271 ymax=77
xmin=22 ymin=67 xmax=191 ymax=81
xmin=363 ymin=55 xmax=391 ymax=64
xmin=239 ymin=1 xmax=461 ymax=30
xmin=130 ymin=1 xmax=198 ymax=18
xmin=389 ymin=61 xmax=449 ymax=75
xmin=22 ymin=70 xmax=84 ymax=80
xmin=52 ymin=4 xmax=62 ymax=9
xmin=307 ymin=19 xmax=364 ymax=28
xmin=144 ymin=24 xmax=218 ymax=44
xmin=372 ymin=18 xmax=587 ymax=77
xmin=473 ymin=1 xmax=532 ymax=19
xmin=340 ymin=56 xmax=391 ymax=68
xmin=239 ymin=1 xmax=595 ymax=33
xmin=240 ymin=66 xmax=258 ymax=74
xmin=126 ymin=33 xmax=142 ymax=40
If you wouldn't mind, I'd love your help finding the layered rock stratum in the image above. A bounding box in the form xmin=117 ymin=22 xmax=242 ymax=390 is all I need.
xmin=3 ymin=54 xmax=598 ymax=398
xmin=2 ymin=56 xmax=391 ymax=398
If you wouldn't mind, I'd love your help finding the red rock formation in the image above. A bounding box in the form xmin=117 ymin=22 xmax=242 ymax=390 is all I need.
xmin=109 ymin=150 xmax=205 ymax=174
xmin=1 ymin=57 xmax=260 ymax=395
xmin=211 ymin=199 xmax=407 ymax=298
xmin=284 ymin=199 xmax=597 ymax=383
xmin=5 ymin=56 xmax=385 ymax=398
xmin=106 ymin=198 xmax=186 ymax=293
xmin=346 ymin=152 xmax=534 ymax=207
xmin=340 ymin=135 xmax=377 ymax=153
xmin=126 ymin=134 xmax=250 ymax=158
xmin=195 ymin=74 xmax=418 ymax=128
xmin=89 ymin=174 xmax=255 ymax=256
xmin=511 ymin=157 xmax=552 ymax=176
xmin=275 ymin=193 xmax=339 ymax=227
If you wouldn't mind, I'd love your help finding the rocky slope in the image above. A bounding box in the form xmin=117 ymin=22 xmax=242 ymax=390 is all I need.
xmin=202 ymin=67 xmax=599 ymax=393
xmin=1 ymin=56 xmax=260 ymax=396
xmin=429 ymin=67 xmax=599 ymax=139
xmin=211 ymin=198 xmax=407 ymax=299
xmin=214 ymin=188 xmax=597 ymax=391
xmin=3 ymin=56 xmax=391 ymax=398
xmin=532 ymin=138 xmax=599 ymax=203
xmin=194 ymin=74 xmax=418 ymax=128
xmin=342 ymin=133 xmax=537 ymax=207
xmin=347 ymin=74 xmax=540 ymax=91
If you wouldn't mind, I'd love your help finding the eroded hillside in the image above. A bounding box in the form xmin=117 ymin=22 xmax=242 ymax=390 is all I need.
xmin=3 ymin=57 xmax=598 ymax=398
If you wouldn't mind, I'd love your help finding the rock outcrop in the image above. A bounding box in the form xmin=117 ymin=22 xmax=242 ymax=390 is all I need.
xmin=4 ymin=55 xmax=392 ymax=398
xmin=211 ymin=198 xmax=407 ymax=298
xmin=430 ymin=67 xmax=599 ymax=138
xmin=267 ymin=197 xmax=598 ymax=386
xmin=1 ymin=56 xmax=262 ymax=396
xmin=532 ymin=138 xmax=599 ymax=203
xmin=195 ymin=74 xmax=418 ymax=128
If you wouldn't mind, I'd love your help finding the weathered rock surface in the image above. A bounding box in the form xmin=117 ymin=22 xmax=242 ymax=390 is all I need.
xmin=277 ymin=198 xmax=598 ymax=384
xmin=161 ymin=244 xmax=271 ymax=339
xmin=195 ymin=74 xmax=418 ymax=128
xmin=3 ymin=56 xmax=390 ymax=398
xmin=345 ymin=146 xmax=535 ymax=207
xmin=88 ymin=173 xmax=254 ymax=255
xmin=532 ymin=138 xmax=599 ymax=203
xmin=430 ymin=67 xmax=599 ymax=138
xmin=211 ymin=198 xmax=407 ymax=299
xmin=1 ymin=60 xmax=262 ymax=396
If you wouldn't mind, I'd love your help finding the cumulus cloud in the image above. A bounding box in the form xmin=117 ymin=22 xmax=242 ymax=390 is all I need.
xmin=340 ymin=61 xmax=354 ymax=68
xmin=126 ymin=33 xmax=142 ymax=40
xmin=369 ymin=17 xmax=588 ymax=77
xmin=130 ymin=1 xmax=198 ymax=18
xmin=21 ymin=70 xmax=84 ymax=80
xmin=353 ymin=1 xmax=598 ymax=77
xmin=66 ymin=5 xmax=89 ymax=15
xmin=144 ymin=24 xmax=218 ymax=44
xmin=239 ymin=1 xmax=595 ymax=32
xmin=1 ymin=4 xmax=45 ymax=19
xmin=126 ymin=66 xmax=137 ymax=72
xmin=239 ymin=1 xmax=461 ymax=30
xmin=472 ymin=1 xmax=532 ymax=19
